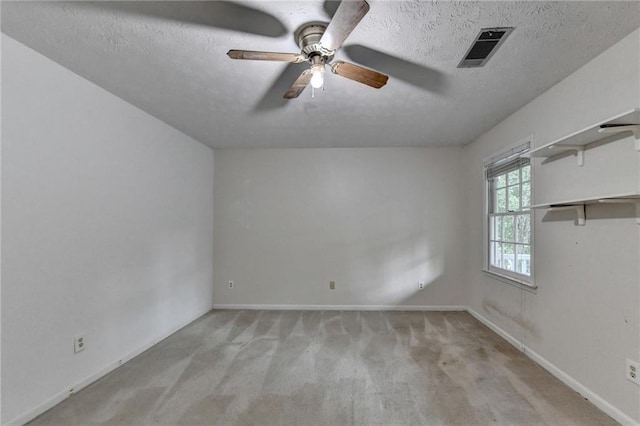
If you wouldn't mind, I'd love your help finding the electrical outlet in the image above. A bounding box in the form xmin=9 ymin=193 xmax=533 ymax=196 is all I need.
xmin=626 ymin=359 xmax=640 ymax=385
xmin=329 ymin=281 xmax=335 ymax=290
xmin=228 ymin=280 xmax=234 ymax=289
xmin=418 ymin=281 xmax=425 ymax=290
xmin=74 ymin=334 xmax=86 ymax=353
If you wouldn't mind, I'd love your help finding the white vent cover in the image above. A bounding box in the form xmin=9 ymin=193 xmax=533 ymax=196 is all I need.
xmin=458 ymin=27 xmax=514 ymax=68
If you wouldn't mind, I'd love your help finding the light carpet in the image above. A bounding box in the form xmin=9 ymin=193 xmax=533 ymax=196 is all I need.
xmin=28 ymin=310 xmax=617 ymax=425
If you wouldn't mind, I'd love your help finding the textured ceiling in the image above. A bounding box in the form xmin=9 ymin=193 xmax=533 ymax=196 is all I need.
xmin=2 ymin=1 xmax=640 ymax=148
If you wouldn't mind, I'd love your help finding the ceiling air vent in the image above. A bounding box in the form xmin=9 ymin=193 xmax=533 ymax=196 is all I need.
xmin=458 ymin=27 xmax=514 ymax=68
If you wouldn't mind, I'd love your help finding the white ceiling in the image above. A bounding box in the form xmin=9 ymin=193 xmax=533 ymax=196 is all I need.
xmin=2 ymin=1 xmax=640 ymax=149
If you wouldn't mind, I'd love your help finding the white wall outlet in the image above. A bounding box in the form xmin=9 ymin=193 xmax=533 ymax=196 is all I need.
xmin=626 ymin=359 xmax=640 ymax=385
xmin=418 ymin=281 xmax=425 ymax=290
xmin=228 ymin=280 xmax=234 ymax=289
xmin=74 ymin=334 xmax=86 ymax=353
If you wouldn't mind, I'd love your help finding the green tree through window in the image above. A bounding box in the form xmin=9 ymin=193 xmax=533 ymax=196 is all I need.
xmin=486 ymin=152 xmax=532 ymax=282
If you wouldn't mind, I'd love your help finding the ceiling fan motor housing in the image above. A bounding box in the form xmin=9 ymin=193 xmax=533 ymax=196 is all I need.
xmin=295 ymin=22 xmax=334 ymax=61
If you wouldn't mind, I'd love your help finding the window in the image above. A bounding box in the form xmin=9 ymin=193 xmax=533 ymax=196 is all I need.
xmin=485 ymin=141 xmax=533 ymax=285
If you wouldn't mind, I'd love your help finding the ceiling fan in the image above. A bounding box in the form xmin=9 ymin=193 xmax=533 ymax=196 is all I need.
xmin=227 ymin=0 xmax=388 ymax=99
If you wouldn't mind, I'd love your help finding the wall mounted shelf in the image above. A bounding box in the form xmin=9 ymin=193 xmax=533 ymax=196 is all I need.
xmin=531 ymin=193 xmax=640 ymax=225
xmin=525 ymin=108 xmax=640 ymax=166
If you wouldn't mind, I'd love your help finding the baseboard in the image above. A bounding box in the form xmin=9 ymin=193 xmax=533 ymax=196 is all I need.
xmin=466 ymin=307 xmax=525 ymax=351
xmin=5 ymin=306 xmax=213 ymax=426
xmin=212 ymin=304 xmax=467 ymax=311
xmin=467 ymin=307 xmax=638 ymax=426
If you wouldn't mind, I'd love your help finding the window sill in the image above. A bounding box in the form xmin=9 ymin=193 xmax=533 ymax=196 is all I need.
xmin=482 ymin=269 xmax=537 ymax=293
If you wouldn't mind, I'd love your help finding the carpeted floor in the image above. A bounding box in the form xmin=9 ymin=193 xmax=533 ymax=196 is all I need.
xmin=29 ymin=310 xmax=617 ymax=425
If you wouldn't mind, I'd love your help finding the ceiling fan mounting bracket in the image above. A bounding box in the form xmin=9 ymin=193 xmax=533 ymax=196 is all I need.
xmin=295 ymin=22 xmax=335 ymax=62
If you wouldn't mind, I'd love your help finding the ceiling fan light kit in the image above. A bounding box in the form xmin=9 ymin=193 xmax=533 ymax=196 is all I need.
xmin=226 ymin=0 xmax=389 ymax=100
xmin=310 ymin=61 xmax=325 ymax=89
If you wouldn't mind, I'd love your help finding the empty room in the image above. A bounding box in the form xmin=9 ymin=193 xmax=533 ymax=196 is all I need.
xmin=1 ymin=1 xmax=640 ymax=425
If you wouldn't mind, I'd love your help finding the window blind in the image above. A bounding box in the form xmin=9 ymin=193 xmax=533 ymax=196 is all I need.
xmin=484 ymin=141 xmax=530 ymax=179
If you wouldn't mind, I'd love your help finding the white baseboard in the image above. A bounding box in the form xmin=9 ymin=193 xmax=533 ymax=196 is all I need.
xmin=5 ymin=307 xmax=213 ymax=426
xmin=466 ymin=307 xmax=525 ymax=351
xmin=212 ymin=304 xmax=467 ymax=311
xmin=467 ymin=307 xmax=638 ymax=426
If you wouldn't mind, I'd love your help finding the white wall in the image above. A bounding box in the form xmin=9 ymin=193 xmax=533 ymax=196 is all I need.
xmin=464 ymin=29 xmax=640 ymax=423
xmin=1 ymin=35 xmax=215 ymax=425
xmin=213 ymin=148 xmax=467 ymax=308
xmin=3 ymin=18 xmax=639 ymax=426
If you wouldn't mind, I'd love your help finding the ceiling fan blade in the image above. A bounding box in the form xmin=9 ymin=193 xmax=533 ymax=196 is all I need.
xmin=254 ymin=64 xmax=307 ymax=111
xmin=228 ymin=50 xmax=306 ymax=63
xmin=283 ymin=70 xmax=313 ymax=99
xmin=330 ymin=61 xmax=388 ymax=89
xmin=343 ymin=44 xmax=449 ymax=93
xmin=323 ymin=1 xmax=341 ymax=19
xmin=320 ymin=0 xmax=370 ymax=51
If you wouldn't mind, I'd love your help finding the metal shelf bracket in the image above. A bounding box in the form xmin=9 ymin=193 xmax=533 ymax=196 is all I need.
xmin=547 ymin=205 xmax=586 ymax=226
xmin=598 ymin=199 xmax=640 ymax=225
xmin=547 ymin=144 xmax=585 ymax=166
xmin=598 ymin=124 xmax=640 ymax=152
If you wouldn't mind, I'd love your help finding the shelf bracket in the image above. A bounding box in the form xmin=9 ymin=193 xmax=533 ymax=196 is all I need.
xmin=598 ymin=124 xmax=640 ymax=152
xmin=598 ymin=199 xmax=640 ymax=225
xmin=547 ymin=144 xmax=584 ymax=166
xmin=547 ymin=205 xmax=586 ymax=226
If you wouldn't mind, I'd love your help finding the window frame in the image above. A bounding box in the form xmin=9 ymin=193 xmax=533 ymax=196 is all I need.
xmin=483 ymin=138 xmax=536 ymax=289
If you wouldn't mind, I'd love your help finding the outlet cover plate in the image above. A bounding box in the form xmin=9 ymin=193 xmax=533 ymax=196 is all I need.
xmin=626 ymin=359 xmax=640 ymax=385
xmin=74 ymin=335 xmax=86 ymax=353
